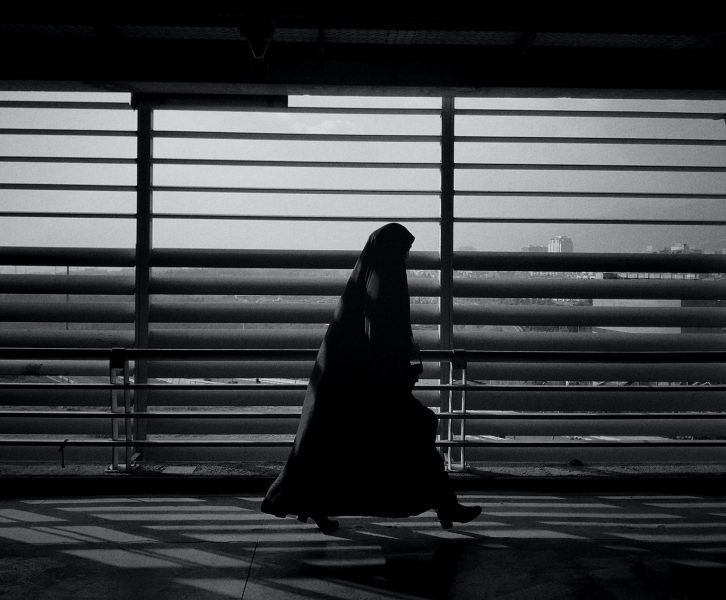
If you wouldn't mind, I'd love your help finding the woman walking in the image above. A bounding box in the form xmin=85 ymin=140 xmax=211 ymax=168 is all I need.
xmin=261 ymin=223 xmax=480 ymax=532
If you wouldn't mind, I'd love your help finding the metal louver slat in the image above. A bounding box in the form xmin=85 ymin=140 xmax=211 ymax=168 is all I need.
xmin=453 ymin=251 xmax=726 ymax=273
xmin=454 ymin=278 xmax=726 ymax=300
xmin=149 ymin=302 xmax=441 ymax=324
xmin=453 ymin=305 xmax=726 ymax=327
xmin=151 ymin=248 xmax=440 ymax=269
xmin=151 ymin=274 xmax=441 ymax=296
xmin=0 ymin=302 xmax=134 ymax=322
xmin=0 ymin=274 xmax=135 ymax=294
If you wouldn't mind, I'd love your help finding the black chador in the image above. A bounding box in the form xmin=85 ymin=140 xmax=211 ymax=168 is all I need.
xmin=261 ymin=223 xmax=480 ymax=531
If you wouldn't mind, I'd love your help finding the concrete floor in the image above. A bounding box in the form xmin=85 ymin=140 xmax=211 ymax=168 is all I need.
xmin=3 ymin=493 xmax=726 ymax=598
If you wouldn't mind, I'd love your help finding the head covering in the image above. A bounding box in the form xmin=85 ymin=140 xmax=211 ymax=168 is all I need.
xmin=331 ymin=223 xmax=415 ymax=387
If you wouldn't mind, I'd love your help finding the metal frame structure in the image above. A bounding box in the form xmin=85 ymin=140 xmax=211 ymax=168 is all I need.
xmin=0 ymin=95 xmax=725 ymax=469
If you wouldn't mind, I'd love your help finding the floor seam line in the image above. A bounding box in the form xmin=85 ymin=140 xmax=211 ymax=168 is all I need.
xmin=240 ymin=539 xmax=258 ymax=600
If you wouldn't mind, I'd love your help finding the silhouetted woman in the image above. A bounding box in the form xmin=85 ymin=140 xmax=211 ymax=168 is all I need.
xmin=261 ymin=223 xmax=480 ymax=532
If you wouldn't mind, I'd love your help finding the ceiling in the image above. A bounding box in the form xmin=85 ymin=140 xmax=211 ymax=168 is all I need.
xmin=1 ymin=8 xmax=725 ymax=98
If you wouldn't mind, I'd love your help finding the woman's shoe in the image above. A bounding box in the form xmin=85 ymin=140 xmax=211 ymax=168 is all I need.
xmin=310 ymin=514 xmax=339 ymax=534
xmin=437 ymin=503 xmax=482 ymax=530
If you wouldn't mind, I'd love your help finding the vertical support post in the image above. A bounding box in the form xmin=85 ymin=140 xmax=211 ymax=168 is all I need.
xmin=446 ymin=361 xmax=454 ymax=470
xmin=440 ymin=97 xmax=455 ymax=469
xmin=109 ymin=361 xmax=119 ymax=472
xmin=460 ymin=359 xmax=467 ymax=471
xmin=440 ymin=96 xmax=455 ymax=353
xmin=107 ymin=348 xmax=124 ymax=473
xmin=134 ymin=101 xmax=153 ymax=458
xmin=123 ymin=355 xmax=132 ymax=471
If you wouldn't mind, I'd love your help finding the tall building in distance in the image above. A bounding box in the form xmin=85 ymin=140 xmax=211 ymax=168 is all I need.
xmin=547 ymin=235 xmax=574 ymax=253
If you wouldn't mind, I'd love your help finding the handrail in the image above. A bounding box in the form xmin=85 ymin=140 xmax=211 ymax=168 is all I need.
xmin=1 ymin=346 xmax=724 ymax=472
xmin=3 ymin=347 xmax=724 ymax=363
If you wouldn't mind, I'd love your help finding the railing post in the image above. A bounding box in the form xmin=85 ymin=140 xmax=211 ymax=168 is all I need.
xmin=440 ymin=97 xmax=455 ymax=469
xmin=106 ymin=347 xmax=125 ymax=473
xmin=459 ymin=355 xmax=467 ymax=471
xmin=123 ymin=352 xmax=134 ymax=471
xmin=134 ymin=99 xmax=153 ymax=459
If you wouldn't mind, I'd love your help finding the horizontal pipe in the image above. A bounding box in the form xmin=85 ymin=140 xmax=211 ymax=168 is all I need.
xmin=463 ymin=384 xmax=726 ymax=393
xmin=463 ymin=416 xmax=726 ymax=437
xmin=455 ymin=162 xmax=726 ymax=173
xmin=148 ymin=328 xmax=441 ymax=350
xmin=0 ymin=330 xmax=135 ymax=349
xmin=4 ymin=410 xmax=726 ymax=420
xmin=455 ymin=411 xmax=726 ymax=419
xmin=455 ymin=350 xmax=726 ymax=363
xmin=454 ymin=278 xmax=726 ymax=300
xmin=0 ymin=383 xmax=114 ymax=390
xmin=0 ymin=101 xmax=132 ymax=110
xmin=464 ymin=446 xmax=726 ymax=463
xmin=0 ymin=184 xmax=136 ymax=192
xmin=0 ymin=437 xmax=295 ymax=447
xmin=153 ymin=158 xmax=440 ymax=169
xmin=152 ymin=213 xmax=439 ymax=223
xmin=151 ymin=274 xmax=440 ymax=296
xmin=1 ymin=437 xmax=725 ymax=448
xmin=0 ymin=410 xmax=302 ymax=419
xmin=0 ymin=212 xmax=136 ymax=219
xmin=148 ymin=302 xmax=441 ymax=324
xmin=1 ymin=387 xmax=721 ymax=414
xmin=454 ymin=108 xmax=726 ymax=119
xmin=0 ymin=383 xmax=306 ymax=391
xmin=154 ymin=130 xmax=440 ymax=142
xmin=151 ymin=248 xmax=440 ymax=270
xmin=455 ymin=190 xmax=726 ymax=200
xmin=145 ymin=361 xmax=440 ymax=379
xmin=0 ymin=302 xmax=134 ymax=322
xmin=466 ymin=420 xmax=726 ymax=437
xmin=453 ymin=251 xmax=726 ymax=273
xmin=0 ymin=274 xmax=135 ymax=294
xmin=0 ymin=156 xmax=136 ymax=164
xmin=453 ymin=331 xmax=726 ymax=352
xmin=153 ymin=185 xmax=439 ymax=196
xmin=0 ymin=360 xmax=110 ymax=376
xmin=0 ymin=381 xmax=719 ymax=394
xmin=276 ymin=107 xmax=440 ymax=116
xmin=463 ymin=388 xmax=726 ymax=413
xmin=455 ymin=135 xmax=726 ymax=147
xmin=2 ymin=347 xmax=723 ymax=364
xmin=0 ymin=247 xmax=135 ymax=267
xmin=0 ymin=128 xmax=135 ymax=137
xmin=450 ymin=439 xmax=726 ymax=447
xmin=465 ymin=362 xmax=726 ymax=382
xmin=453 ymin=305 xmax=726 ymax=327
xmin=149 ymin=328 xmax=328 ymax=349
xmin=454 ymin=217 xmax=726 ymax=226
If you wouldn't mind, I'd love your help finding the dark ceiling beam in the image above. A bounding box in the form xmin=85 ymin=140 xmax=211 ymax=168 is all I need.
xmin=0 ymin=36 xmax=724 ymax=98
xmin=0 ymin=8 xmax=724 ymax=32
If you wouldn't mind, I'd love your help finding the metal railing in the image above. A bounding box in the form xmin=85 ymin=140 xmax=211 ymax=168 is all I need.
xmin=1 ymin=347 xmax=725 ymax=472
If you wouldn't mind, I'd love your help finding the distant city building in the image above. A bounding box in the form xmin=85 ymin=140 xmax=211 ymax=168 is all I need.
xmin=547 ymin=236 xmax=574 ymax=253
xmin=669 ymin=242 xmax=690 ymax=253
xmin=652 ymin=242 xmax=704 ymax=255
xmin=521 ymin=245 xmax=548 ymax=253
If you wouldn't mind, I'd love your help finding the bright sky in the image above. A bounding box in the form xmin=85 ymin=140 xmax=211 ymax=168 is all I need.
xmin=0 ymin=92 xmax=724 ymax=253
